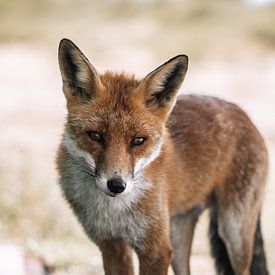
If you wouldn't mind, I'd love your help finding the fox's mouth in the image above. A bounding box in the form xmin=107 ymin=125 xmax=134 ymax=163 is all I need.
xmin=106 ymin=193 xmax=116 ymax=197
xmin=102 ymin=189 xmax=122 ymax=198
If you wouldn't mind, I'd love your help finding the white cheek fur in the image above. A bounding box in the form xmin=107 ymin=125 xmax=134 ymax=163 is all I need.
xmin=134 ymin=139 xmax=163 ymax=174
xmin=63 ymin=132 xmax=96 ymax=167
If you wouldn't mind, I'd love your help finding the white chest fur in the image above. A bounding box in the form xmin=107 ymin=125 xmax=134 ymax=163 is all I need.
xmin=85 ymin=188 xmax=149 ymax=249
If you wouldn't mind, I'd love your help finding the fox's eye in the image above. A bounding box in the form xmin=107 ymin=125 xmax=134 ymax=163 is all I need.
xmin=131 ymin=137 xmax=147 ymax=147
xmin=87 ymin=131 xmax=104 ymax=143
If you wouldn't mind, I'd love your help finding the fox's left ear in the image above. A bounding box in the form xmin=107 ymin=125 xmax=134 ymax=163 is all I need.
xmin=138 ymin=55 xmax=188 ymax=117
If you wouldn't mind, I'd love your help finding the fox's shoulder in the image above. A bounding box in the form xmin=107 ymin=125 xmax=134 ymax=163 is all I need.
xmin=167 ymin=94 xmax=231 ymax=133
xmin=169 ymin=94 xmax=232 ymax=123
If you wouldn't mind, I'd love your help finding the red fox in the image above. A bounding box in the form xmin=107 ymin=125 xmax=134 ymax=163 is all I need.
xmin=57 ymin=38 xmax=269 ymax=275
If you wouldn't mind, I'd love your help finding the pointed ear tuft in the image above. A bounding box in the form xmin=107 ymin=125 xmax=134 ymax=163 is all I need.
xmin=58 ymin=38 xmax=99 ymax=101
xmin=142 ymin=55 xmax=188 ymax=112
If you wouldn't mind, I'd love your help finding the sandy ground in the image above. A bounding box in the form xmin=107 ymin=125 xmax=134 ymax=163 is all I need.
xmin=0 ymin=44 xmax=274 ymax=274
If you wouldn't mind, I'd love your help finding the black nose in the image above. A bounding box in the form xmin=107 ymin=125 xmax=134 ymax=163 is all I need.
xmin=107 ymin=178 xmax=126 ymax=194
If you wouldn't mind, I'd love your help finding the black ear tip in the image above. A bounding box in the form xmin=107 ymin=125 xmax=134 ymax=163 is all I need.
xmin=58 ymin=38 xmax=77 ymax=54
xmin=165 ymin=54 xmax=189 ymax=71
xmin=60 ymin=38 xmax=71 ymax=44
xmin=59 ymin=38 xmax=71 ymax=47
xmin=175 ymin=54 xmax=189 ymax=66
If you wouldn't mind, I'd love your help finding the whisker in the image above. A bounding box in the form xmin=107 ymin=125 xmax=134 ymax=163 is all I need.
xmin=78 ymin=160 xmax=96 ymax=170
xmin=79 ymin=169 xmax=96 ymax=177
xmin=76 ymin=159 xmax=98 ymax=178
xmin=77 ymin=161 xmax=96 ymax=171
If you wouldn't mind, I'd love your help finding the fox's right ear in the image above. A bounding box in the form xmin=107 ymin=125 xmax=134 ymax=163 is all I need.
xmin=58 ymin=38 xmax=101 ymax=101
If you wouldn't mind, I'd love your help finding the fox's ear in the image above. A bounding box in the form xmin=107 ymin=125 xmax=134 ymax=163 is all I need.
xmin=139 ymin=55 xmax=188 ymax=116
xmin=58 ymin=38 xmax=100 ymax=101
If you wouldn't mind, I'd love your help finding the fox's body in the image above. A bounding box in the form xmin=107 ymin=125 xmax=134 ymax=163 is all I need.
xmin=57 ymin=39 xmax=269 ymax=275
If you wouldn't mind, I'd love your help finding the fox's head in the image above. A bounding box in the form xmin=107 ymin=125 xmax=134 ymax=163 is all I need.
xmin=58 ymin=39 xmax=188 ymax=197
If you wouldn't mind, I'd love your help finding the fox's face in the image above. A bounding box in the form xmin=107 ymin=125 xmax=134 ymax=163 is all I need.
xmin=58 ymin=39 xmax=188 ymax=197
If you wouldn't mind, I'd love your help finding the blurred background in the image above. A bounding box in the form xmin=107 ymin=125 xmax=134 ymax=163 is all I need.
xmin=0 ymin=0 xmax=275 ymax=274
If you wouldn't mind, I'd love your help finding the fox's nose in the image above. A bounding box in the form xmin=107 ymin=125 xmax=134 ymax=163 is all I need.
xmin=107 ymin=177 xmax=126 ymax=194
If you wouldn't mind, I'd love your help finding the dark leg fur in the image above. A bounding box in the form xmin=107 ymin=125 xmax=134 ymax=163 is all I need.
xmin=250 ymin=217 xmax=269 ymax=275
xmin=209 ymin=209 xmax=269 ymax=275
xmin=209 ymin=208 xmax=234 ymax=275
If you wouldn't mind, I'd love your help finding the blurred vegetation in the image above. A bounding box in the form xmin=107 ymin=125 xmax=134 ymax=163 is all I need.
xmin=0 ymin=0 xmax=275 ymax=60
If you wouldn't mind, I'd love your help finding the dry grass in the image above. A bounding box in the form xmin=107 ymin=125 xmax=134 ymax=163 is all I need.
xmin=0 ymin=0 xmax=275 ymax=58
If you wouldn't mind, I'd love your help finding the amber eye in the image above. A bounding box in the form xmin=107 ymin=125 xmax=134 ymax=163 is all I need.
xmin=131 ymin=137 xmax=147 ymax=147
xmin=87 ymin=131 xmax=104 ymax=143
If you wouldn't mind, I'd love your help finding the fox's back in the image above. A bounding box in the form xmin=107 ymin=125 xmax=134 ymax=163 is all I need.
xmin=166 ymin=95 xmax=268 ymax=212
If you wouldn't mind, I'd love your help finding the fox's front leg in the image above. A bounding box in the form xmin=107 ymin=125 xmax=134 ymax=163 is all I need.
xmin=98 ymin=239 xmax=134 ymax=275
xmin=137 ymin=232 xmax=173 ymax=275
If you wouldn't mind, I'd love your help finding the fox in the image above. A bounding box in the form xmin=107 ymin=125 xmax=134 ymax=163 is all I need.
xmin=56 ymin=38 xmax=269 ymax=275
